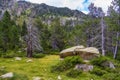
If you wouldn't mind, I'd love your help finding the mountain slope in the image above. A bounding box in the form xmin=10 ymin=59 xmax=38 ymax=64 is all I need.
xmin=16 ymin=1 xmax=86 ymax=17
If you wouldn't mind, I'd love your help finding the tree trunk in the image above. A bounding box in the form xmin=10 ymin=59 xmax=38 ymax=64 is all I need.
xmin=101 ymin=16 xmax=105 ymax=56
xmin=27 ymin=25 xmax=33 ymax=58
xmin=113 ymin=32 xmax=119 ymax=59
xmin=27 ymin=40 xmax=33 ymax=58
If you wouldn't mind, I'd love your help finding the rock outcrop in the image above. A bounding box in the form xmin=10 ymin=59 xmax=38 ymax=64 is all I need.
xmin=60 ymin=46 xmax=100 ymax=60
xmin=74 ymin=64 xmax=93 ymax=72
xmin=0 ymin=72 xmax=13 ymax=78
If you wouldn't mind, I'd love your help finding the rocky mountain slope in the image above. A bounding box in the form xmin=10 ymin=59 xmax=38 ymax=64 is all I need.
xmin=0 ymin=0 xmax=86 ymax=18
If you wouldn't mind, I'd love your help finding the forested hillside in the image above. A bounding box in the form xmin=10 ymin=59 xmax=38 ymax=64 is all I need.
xmin=0 ymin=0 xmax=119 ymax=59
xmin=0 ymin=0 xmax=120 ymax=80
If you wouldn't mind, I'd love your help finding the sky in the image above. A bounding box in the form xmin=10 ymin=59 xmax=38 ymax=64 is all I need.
xmin=26 ymin=0 xmax=112 ymax=14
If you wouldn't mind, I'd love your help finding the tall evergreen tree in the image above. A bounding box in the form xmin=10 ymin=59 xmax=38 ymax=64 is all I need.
xmin=107 ymin=0 xmax=120 ymax=58
xmin=88 ymin=3 xmax=107 ymax=56
xmin=21 ymin=21 xmax=27 ymax=37
xmin=50 ymin=18 xmax=66 ymax=51
xmin=0 ymin=11 xmax=20 ymax=52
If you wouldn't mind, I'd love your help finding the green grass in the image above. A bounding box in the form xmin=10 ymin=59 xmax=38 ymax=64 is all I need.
xmin=0 ymin=55 xmax=107 ymax=80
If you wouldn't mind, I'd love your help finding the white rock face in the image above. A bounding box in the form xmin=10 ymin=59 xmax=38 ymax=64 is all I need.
xmin=75 ymin=64 xmax=93 ymax=72
xmin=102 ymin=61 xmax=115 ymax=69
xmin=33 ymin=77 xmax=41 ymax=80
xmin=109 ymin=62 xmax=115 ymax=69
xmin=0 ymin=72 xmax=13 ymax=78
xmin=15 ymin=57 xmax=22 ymax=61
xmin=58 ymin=75 xmax=62 ymax=80
xmin=26 ymin=59 xmax=33 ymax=62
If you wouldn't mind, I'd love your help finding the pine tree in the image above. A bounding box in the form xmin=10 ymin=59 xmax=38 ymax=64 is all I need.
xmin=50 ymin=18 xmax=66 ymax=51
xmin=1 ymin=11 xmax=11 ymax=52
xmin=0 ymin=11 xmax=20 ymax=52
xmin=88 ymin=3 xmax=107 ymax=56
xmin=21 ymin=21 xmax=27 ymax=37
xmin=107 ymin=0 xmax=120 ymax=59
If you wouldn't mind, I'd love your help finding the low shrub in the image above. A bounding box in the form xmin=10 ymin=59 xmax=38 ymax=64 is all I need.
xmin=66 ymin=69 xmax=82 ymax=78
xmin=64 ymin=56 xmax=83 ymax=65
xmin=116 ymin=49 xmax=120 ymax=61
xmin=33 ymin=53 xmax=45 ymax=58
xmin=1 ymin=50 xmax=26 ymax=58
xmin=104 ymin=67 xmax=117 ymax=73
xmin=90 ymin=67 xmax=107 ymax=76
xmin=2 ymin=53 xmax=14 ymax=58
xmin=48 ymin=52 xmax=59 ymax=55
xmin=102 ymin=73 xmax=120 ymax=80
xmin=51 ymin=56 xmax=83 ymax=72
xmin=90 ymin=56 xmax=109 ymax=67
xmin=0 ymin=69 xmax=7 ymax=75
xmin=15 ymin=51 xmax=26 ymax=57
xmin=11 ymin=73 xmax=29 ymax=80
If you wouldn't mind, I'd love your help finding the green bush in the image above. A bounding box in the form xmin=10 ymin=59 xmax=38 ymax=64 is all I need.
xmin=2 ymin=53 xmax=14 ymax=58
xmin=48 ymin=51 xmax=59 ymax=55
xmin=102 ymin=73 xmax=120 ymax=80
xmin=116 ymin=49 xmax=120 ymax=61
xmin=33 ymin=53 xmax=45 ymax=58
xmin=0 ymin=69 xmax=7 ymax=75
xmin=1 ymin=50 xmax=26 ymax=58
xmin=90 ymin=67 xmax=107 ymax=76
xmin=15 ymin=51 xmax=26 ymax=57
xmin=51 ymin=56 xmax=83 ymax=72
xmin=104 ymin=67 xmax=117 ymax=73
xmin=66 ymin=69 xmax=82 ymax=78
xmin=90 ymin=56 xmax=109 ymax=67
xmin=11 ymin=73 xmax=29 ymax=80
xmin=64 ymin=56 xmax=83 ymax=65
xmin=102 ymin=73 xmax=115 ymax=80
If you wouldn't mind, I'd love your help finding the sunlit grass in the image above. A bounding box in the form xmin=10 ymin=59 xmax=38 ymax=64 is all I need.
xmin=0 ymin=55 xmax=102 ymax=80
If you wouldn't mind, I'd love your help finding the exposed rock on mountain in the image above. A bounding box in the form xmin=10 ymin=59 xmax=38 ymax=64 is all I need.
xmin=0 ymin=0 xmax=86 ymax=18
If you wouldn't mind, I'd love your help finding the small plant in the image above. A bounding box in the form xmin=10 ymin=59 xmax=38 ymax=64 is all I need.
xmin=90 ymin=56 xmax=109 ymax=67
xmin=11 ymin=73 xmax=29 ymax=80
xmin=0 ymin=69 xmax=7 ymax=75
xmin=102 ymin=73 xmax=120 ymax=80
xmin=90 ymin=67 xmax=107 ymax=76
xmin=51 ymin=56 xmax=83 ymax=72
xmin=1 ymin=50 xmax=26 ymax=58
xmin=66 ymin=69 xmax=82 ymax=78
xmin=104 ymin=67 xmax=117 ymax=73
xmin=2 ymin=53 xmax=14 ymax=58
xmin=33 ymin=53 xmax=45 ymax=58
xmin=64 ymin=56 xmax=83 ymax=65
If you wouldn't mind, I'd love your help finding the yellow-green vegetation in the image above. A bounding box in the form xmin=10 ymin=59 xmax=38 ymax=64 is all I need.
xmin=0 ymin=55 xmax=120 ymax=80
xmin=0 ymin=55 xmax=58 ymax=80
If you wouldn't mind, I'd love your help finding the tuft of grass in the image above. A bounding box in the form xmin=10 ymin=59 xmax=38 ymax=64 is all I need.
xmin=90 ymin=67 xmax=107 ymax=76
xmin=66 ymin=69 xmax=82 ymax=78
xmin=33 ymin=53 xmax=45 ymax=58
xmin=90 ymin=56 xmax=109 ymax=67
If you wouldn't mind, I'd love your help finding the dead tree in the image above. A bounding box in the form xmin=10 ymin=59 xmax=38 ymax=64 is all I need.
xmin=101 ymin=15 xmax=105 ymax=56
xmin=26 ymin=22 xmax=33 ymax=57
xmin=26 ymin=19 xmax=43 ymax=57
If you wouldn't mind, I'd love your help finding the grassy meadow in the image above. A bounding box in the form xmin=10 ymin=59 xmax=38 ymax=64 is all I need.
xmin=0 ymin=55 xmax=104 ymax=80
